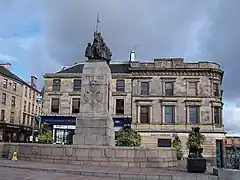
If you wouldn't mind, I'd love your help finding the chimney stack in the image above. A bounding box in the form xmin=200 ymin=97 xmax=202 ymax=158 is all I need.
xmin=31 ymin=76 xmax=37 ymax=89
xmin=129 ymin=50 xmax=136 ymax=62
xmin=0 ymin=62 xmax=11 ymax=71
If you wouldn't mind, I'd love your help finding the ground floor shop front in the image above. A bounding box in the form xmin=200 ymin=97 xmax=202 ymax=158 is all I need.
xmin=0 ymin=122 xmax=33 ymax=143
xmin=139 ymin=131 xmax=226 ymax=167
xmin=41 ymin=115 xmax=131 ymax=145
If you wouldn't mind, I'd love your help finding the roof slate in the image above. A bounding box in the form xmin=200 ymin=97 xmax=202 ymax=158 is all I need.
xmin=0 ymin=66 xmax=41 ymax=93
xmin=57 ymin=63 xmax=130 ymax=74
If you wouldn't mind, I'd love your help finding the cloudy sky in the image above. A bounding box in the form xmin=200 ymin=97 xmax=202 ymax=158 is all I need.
xmin=0 ymin=0 xmax=239 ymax=135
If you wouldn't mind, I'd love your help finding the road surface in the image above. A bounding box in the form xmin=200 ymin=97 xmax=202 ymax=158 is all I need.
xmin=0 ymin=167 xmax=117 ymax=180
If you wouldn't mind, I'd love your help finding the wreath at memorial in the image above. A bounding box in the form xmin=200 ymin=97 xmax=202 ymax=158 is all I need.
xmin=115 ymin=124 xmax=141 ymax=147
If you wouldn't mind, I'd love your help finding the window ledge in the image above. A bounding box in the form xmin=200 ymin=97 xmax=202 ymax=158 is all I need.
xmin=69 ymin=92 xmax=81 ymax=96
xmin=112 ymin=92 xmax=127 ymax=96
xmin=48 ymin=92 xmax=62 ymax=96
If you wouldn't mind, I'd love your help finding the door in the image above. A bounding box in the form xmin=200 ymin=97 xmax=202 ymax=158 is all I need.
xmin=216 ymin=140 xmax=224 ymax=168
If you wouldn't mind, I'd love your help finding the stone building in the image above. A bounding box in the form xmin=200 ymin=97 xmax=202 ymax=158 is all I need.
xmin=225 ymin=136 xmax=240 ymax=152
xmin=42 ymin=55 xmax=225 ymax=162
xmin=0 ymin=63 xmax=42 ymax=142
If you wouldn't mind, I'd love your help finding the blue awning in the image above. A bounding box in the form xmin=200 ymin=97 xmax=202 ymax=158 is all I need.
xmin=41 ymin=116 xmax=76 ymax=125
xmin=113 ymin=117 xmax=132 ymax=127
xmin=40 ymin=115 xmax=132 ymax=127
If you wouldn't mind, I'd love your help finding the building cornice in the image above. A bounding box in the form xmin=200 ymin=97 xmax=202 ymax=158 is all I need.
xmin=44 ymin=73 xmax=82 ymax=78
xmin=44 ymin=68 xmax=224 ymax=83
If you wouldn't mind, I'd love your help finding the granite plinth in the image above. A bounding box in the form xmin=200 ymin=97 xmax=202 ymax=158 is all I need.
xmin=0 ymin=143 xmax=178 ymax=168
xmin=74 ymin=60 xmax=114 ymax=146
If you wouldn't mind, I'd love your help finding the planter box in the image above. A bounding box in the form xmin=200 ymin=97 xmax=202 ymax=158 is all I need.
xmin=186 ymin=158 xmax=206 ymax=173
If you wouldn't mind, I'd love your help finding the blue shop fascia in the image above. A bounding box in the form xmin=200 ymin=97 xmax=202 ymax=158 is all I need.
xmin=40 ymin=114 xmax=132 ymax=144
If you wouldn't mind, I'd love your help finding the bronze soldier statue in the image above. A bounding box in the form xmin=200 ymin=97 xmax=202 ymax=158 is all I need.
xmin=85 ymin=43 xmax=93 ymax=60
xmin=85 ymin=31 xmax=112 ymax=64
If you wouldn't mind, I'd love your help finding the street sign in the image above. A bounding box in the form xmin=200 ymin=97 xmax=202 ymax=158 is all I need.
xmin=35 ymin=116 xmax=41 ymax=121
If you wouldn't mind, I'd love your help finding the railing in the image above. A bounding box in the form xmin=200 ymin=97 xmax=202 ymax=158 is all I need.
xmin=225 ymin=151 xmax=240 ymax=169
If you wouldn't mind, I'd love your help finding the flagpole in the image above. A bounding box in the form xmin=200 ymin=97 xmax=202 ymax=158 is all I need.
xmin=96 ymin=13 xmax=100 ymax=32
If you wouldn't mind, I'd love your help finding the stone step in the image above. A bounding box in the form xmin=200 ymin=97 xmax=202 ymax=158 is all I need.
xmin=0 ymin=160 xmax=218 ymax=180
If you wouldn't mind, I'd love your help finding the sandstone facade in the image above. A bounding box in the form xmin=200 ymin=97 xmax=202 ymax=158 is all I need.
xmin=43 ymin=58 xmax=225 ymax=161
xmin=0 ymin=63 xmax=42 ymax=141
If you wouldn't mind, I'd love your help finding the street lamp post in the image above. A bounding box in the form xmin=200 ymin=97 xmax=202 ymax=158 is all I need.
xmin=31 ymin=96 xmax=43 ymax=143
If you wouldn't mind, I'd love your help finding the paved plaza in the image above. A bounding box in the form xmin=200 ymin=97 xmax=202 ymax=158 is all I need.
xmin=0 ymin=159 xmax=217 ymax=180
xmin=0 ymin=167 xmax=116 ymax=180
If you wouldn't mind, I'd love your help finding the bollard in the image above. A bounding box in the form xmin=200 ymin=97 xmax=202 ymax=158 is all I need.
xmin=7 ymin=152 xmax=12 ymax=160
xmin=11 ymin=152 xmax=18 ymax=161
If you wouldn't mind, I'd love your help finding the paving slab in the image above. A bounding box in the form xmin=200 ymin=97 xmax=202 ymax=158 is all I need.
xmin=0 ymin=167 xmax=117 ymax=180
xmin=0 ymin=159 xmax=217 ymax=180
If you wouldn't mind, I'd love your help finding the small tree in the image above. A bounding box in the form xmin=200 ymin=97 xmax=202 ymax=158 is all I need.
xmin=38 ymin=125 xmax=53 ymax=144
xmin=172 ymin=135 xmax=183 ymax=160
xmin=116 ymin=124 xmax=141 ymax=147
xmin=186 ymin=127 xmax=205 ymax=158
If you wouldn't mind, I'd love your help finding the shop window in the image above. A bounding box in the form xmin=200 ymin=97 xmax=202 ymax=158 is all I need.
xmin=31 ymin=116 xmax=33 ymax=126
xmin=22 ymin=113 xmax=26 ymax=125
xmin=140 ymin=106 xmax=150 ymax=123
xmin=115 ymin=99 xmax=124 ymax=115
xmin=27 ymin=115 xmax=30 ymax=126
xmin=158 ymin=139 xmax=172 ymax=147
xmin=0 ymin=110 xmax=5 ymax=121
xmin=72 ymin=98 xmax=80 ymax=113
xmin=116 ymin=80 xmax=125 ymax=92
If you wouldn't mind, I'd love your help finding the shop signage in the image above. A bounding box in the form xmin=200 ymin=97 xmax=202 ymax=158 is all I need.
xmin=150 ymin=133 xmax=172 ymax=137
xmin=24 ymin=127 xmax=32 ymax=131
xmin=6 ymin=124 xmax=20 ymax=129
xmin=53 ymin=125 xmax=76 ymax=130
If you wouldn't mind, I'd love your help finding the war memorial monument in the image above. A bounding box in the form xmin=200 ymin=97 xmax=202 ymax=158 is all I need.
xmin=0 ymin=30 xmax=177 ymax=169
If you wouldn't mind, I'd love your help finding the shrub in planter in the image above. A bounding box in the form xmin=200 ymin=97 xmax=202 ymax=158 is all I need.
xmin=172 ymin=135 xmax=183 ymax=160
xmin=38 ymin=126 xmax=53 ymax=144
xmin=186 ymin=127 xmax=206 ymax=173
xmin=116 ymin=124 xmax=141 ymax=147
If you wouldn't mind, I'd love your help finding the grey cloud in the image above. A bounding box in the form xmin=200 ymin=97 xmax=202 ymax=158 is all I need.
xmin=0 ymin=37 xmax=61 ymax=89
xmin=39 ymin=0 xmax=212 ymax=64
xmin=199 ymin=0 xmax=240 ymax=100
xmin=1 ymin=1 xmax=240 ymax=133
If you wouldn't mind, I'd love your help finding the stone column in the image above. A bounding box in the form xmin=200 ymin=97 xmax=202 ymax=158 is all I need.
xmin=74 ymin=60 xmax=115 ymax=146
xmin=137 ymin=105 xmax=141 ymax=123
xmin=149 ymin=105 xmax=153 ymax=124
